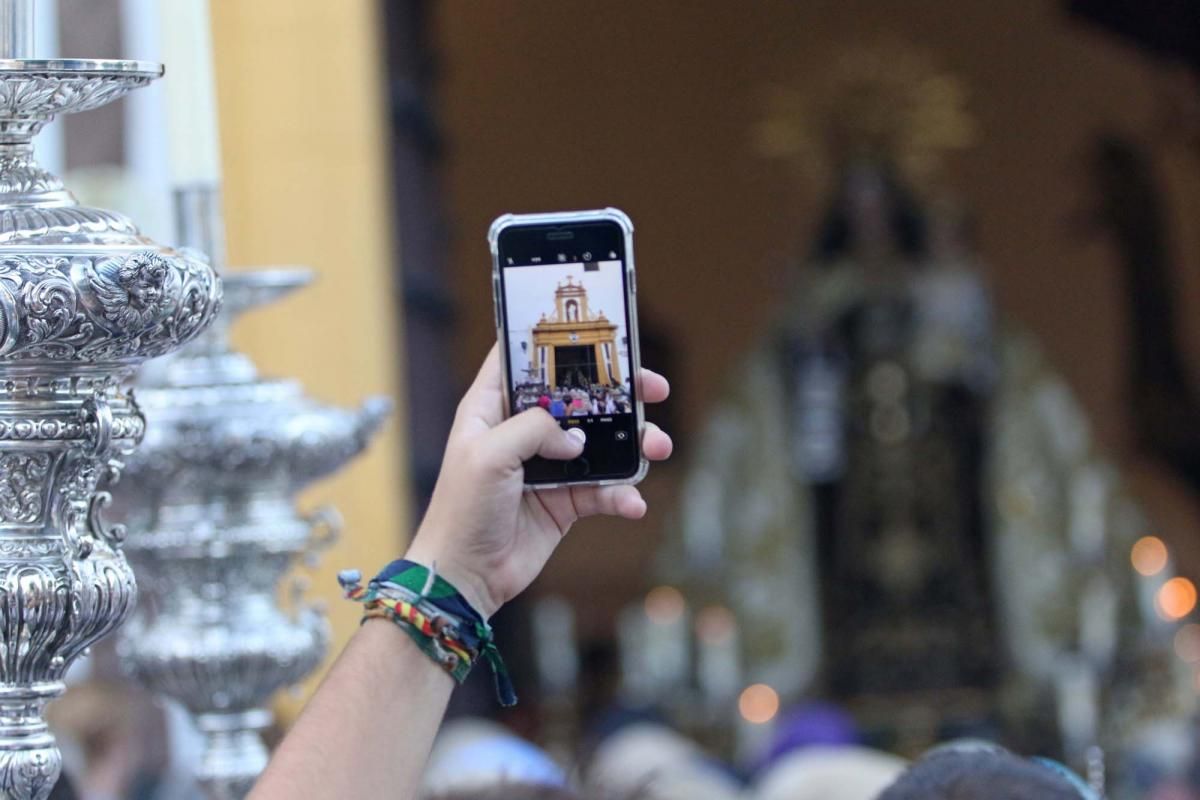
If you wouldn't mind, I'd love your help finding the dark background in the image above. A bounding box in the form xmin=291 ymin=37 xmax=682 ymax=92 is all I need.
xmin=381 ymin=0 xmax=1200 ymax=638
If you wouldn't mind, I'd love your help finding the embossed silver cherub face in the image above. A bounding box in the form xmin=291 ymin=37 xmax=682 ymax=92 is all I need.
xmin=120 ymin=253 xmax=168 ymax=310
xmin=93 ymin=251 xmax=172 ymax=331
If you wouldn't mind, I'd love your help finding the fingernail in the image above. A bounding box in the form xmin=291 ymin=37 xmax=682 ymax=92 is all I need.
xmin=566 ymin=427 xmax=586 ymax=445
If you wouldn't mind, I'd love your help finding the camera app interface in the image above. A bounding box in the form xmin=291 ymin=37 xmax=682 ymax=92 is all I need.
xmin=501 ymin=249 xmax=638 ymax=481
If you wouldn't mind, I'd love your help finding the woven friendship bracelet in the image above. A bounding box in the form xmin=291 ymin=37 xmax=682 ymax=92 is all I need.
xmin=339 ymin=559 xmax=517 ymax=706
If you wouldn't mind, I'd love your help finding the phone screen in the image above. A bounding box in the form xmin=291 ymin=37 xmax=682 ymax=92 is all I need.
xmin=496 ymin=219 xmax=640 ymax=484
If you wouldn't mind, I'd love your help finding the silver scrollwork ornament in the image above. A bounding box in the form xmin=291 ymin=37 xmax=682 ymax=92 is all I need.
xmin=0 ymin=59 xmax=222 ymax=800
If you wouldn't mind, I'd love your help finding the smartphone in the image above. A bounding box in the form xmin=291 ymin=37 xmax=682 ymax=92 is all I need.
xmin=489 ymin=208 xmax=646 ymax=488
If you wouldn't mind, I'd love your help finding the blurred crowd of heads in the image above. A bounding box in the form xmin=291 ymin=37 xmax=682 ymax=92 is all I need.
xmin=419 ymin=707 xmax=1096 ymax=800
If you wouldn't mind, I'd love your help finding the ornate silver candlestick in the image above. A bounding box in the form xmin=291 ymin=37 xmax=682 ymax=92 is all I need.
xmin=114 ymin=190 xmax=389 ymax=797
xmin=0 ymin=12 xmax=223 ymax=799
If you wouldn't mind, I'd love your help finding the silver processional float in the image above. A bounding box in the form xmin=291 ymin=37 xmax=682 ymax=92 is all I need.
xmin=107 ymin=4 xmax=392 ymax=799
xmin=0 ymin=0 xmax=224 ymax=796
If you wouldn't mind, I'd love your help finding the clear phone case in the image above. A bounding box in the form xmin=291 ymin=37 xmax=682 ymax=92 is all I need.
xmin=489 ymin=208 xmax=648 ymax=490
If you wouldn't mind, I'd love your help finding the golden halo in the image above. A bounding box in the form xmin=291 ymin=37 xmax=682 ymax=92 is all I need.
xmin=753 ymin=40 xmax=977 ymax=193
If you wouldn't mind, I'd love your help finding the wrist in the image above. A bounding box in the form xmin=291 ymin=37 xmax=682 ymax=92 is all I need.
xmin=339 ymin=551 xmax=519 ymax=706
xmin=359 ymin=616 xmax=455 ymax=682
xmin=404 ymin=534 xmax=499 ymax=620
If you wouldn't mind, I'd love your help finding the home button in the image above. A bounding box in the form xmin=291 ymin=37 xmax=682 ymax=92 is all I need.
xmin=564 ymin=457 xmax=590 ymax=480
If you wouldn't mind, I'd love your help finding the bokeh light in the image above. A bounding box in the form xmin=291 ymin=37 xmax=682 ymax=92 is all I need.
xmin=1131 ymin=536 xmax=1169 ymax=577
xmin=1157 ymin=577 xmax=1198 ymax=621
xmin=644 ymin=585 xmax=685 ymax=625
xmin=738 ymin=683 xmax=779 ymax=724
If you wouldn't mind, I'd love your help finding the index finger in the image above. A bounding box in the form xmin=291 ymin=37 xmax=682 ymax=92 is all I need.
xmin=638 ymin=368 xmax=670 ymax=404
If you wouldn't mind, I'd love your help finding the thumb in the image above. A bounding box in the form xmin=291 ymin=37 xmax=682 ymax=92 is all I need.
xmin=486 ymin=408 xmax=586 ymax=466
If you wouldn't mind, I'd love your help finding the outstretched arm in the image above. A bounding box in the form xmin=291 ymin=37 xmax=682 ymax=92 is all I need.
xmin=249 ymin=345 xmax=672 ymax=800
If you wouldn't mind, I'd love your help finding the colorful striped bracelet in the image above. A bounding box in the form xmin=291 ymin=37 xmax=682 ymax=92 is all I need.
xmin=338 ymin=559 xmax=517 ymax=707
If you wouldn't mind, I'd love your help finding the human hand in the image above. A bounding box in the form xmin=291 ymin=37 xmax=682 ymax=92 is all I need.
xmin=405 ymin=345 xmax=672 ymax=618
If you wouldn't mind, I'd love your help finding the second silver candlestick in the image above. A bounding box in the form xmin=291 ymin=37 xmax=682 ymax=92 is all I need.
xmin=114 ymin=188 xmax=390 ymax=800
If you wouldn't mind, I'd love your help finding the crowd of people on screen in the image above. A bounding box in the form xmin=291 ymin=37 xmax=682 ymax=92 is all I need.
xmin=513 ymin=383 xmax=632 ymax=417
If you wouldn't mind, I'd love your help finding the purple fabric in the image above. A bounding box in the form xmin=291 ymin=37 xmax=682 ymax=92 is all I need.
xmin=760 ymin=703 xmax=860 ymax=770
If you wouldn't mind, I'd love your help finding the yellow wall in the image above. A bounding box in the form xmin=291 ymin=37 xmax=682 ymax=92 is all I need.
xmin=209 ymin=2 xmax=410 ymax=723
